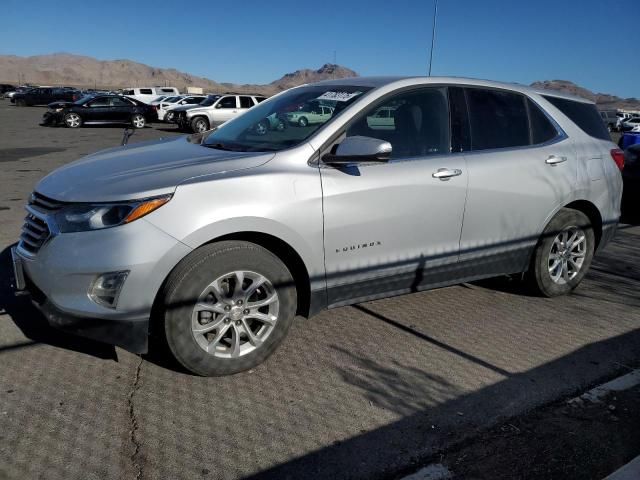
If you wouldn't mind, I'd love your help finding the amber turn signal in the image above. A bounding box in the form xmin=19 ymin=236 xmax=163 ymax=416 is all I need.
xmin=124 ymin=197 xmax=171 ymax=223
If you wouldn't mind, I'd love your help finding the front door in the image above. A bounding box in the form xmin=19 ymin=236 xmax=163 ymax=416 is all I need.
xmin=321 ymin=87 xmax=468 ymax=306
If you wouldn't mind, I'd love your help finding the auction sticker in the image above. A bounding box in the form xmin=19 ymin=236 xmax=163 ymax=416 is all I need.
xmin=316 ymin=91 xmax=363 ymax=102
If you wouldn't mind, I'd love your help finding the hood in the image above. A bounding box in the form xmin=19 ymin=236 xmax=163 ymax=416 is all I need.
xmin=170 ymin=104 xmax=203 ymax=113
xmin=36 ymin=136 xmax=274 ymax=202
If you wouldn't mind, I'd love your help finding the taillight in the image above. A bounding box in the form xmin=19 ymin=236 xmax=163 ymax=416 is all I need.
xmin=610 ymin=148 xmax=625 ymax=171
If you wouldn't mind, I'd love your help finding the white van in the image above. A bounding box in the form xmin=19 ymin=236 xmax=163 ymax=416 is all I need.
xmin=122 ymin=87 xmax=180 ymax=104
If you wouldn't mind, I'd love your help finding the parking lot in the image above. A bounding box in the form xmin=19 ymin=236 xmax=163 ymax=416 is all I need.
xmin=1 ymin=104 xmax=640 ymax=480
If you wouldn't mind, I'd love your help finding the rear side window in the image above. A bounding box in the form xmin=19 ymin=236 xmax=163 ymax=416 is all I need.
xmin=527 ymin=99 xmax=558 ymax=144
xmin=139 ymin=88 xmax=153 ymax=95
xmin=466 ymin=88 xmax=529 ymax=150
xmin=542 ymin=95 xmax=610 ymax=141
xmin=122 ymin=89 xmax=134 ymax=95
xmin=239 ymin=96 xmax=254 ymax=108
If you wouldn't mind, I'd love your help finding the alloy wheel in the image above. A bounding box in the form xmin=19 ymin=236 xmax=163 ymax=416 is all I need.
xmin=132 ymin=115 xmax=145 ymax=128
xmin=65 ymin=113 xmax=81 ymax=127
xmin=191 ymin=270 xmax=279 ymax=358
xmin=548 ymin=226 xmax=586 ymax=285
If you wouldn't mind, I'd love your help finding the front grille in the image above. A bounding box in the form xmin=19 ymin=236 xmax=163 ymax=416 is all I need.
xmin=19 ymin=192 xmax=65 ymax=255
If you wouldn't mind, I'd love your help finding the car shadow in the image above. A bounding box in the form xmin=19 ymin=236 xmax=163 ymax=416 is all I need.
xmin=0 ymin=245 xmax=118 ymax=360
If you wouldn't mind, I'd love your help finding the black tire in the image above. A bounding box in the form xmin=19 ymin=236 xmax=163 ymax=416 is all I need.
xmin=298 ymin=116 xmax=308 ymax=127
xmin=16 ymin=98 xmax=26 ymax=107
xmin=525 ymin=208 xmax=595 ymax=297
xmin=131 ymin=113 xmax=146 ymax=129
xmin=64 ymin=112 xmax=83 ymax=128
xmin=191 ymin=116 xmax=209 ymax=133
xmin=161 ymin=241 xmax=297 ymax=376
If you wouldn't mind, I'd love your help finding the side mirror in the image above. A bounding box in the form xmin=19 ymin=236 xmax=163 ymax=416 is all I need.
xmin=322 ymin=136 xmax=392 ymax=165
xmin=215 ymin=103 xmax=222 ymax=109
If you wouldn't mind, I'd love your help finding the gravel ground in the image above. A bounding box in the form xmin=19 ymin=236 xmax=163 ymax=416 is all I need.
xmin=0 ymin=103 xmax=639 ymax=480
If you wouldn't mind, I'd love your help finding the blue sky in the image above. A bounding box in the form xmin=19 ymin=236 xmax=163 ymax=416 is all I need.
xmin=1 ymin=0 xmax=638 ymax=97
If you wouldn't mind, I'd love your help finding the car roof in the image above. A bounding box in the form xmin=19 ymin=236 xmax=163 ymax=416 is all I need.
xmin=310 ymin=76 xmax=595 ymax=105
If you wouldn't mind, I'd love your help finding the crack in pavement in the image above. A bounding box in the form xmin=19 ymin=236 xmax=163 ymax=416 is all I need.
xmin=128 ymin=356 xmax=144 ymax=480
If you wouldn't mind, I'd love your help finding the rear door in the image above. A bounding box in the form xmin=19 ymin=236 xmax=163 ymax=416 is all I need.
xmin=456 ymin=87 xmax=576 ymax=275
xmin=109 ymin=96 xmax=135 ymax=122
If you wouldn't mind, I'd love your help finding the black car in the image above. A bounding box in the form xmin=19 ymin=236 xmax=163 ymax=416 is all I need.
xmin=41 ymin=94 xmax=158 ymax=128
xmin=12 ymin=87 xmax=81 ymax=106
xmin=621 ymin=144 xmax=640 ymax=221
xmin=0 ymin=84 xmax=15 ymax=95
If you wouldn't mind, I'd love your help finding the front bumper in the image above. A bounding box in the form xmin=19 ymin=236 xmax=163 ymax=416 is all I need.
xmin=13 ymin=218 xmax=192 ymax=353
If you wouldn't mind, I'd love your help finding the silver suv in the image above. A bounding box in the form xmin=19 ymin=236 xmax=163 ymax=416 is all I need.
xmin=12 ymin=77 xmax=623 ymax=376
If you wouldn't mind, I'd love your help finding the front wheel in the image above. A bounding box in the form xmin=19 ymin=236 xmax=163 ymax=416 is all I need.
xmin=161 ymin=241 xmax=297 ymax=376
xmin=64 ymin=112 xmax=82 ymax=128
xmin=191 ymin=116 xmax=209 ymax=133
xmin=526 ymin=208 xmax=595 ymax=297
xmin=298 ymin=117 xmax=308 ymax=127
xmin=16 ymin=99 xmax=26 ymax=107
xmin=131 ymin=113 xmax=146 ymax=129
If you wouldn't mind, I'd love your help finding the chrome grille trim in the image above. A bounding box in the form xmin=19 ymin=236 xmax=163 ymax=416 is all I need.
xmin=18 ymin=192 xmax=65 ymax=256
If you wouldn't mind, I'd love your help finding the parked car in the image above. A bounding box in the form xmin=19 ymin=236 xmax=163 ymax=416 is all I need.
xmin=176 ymin=94 xmax=266 ymax=132
xmin=599 ymin=110 xmax=619 ymax=132
xmin=12 ymin=87 xmax=81 ymax=106
xmin=620 ymin=117 xmax=640 ymax=132
xmin=41 ymin=94 xmax=157 ymax=128
xmin=621 ymin=144 xmax=640 ymax=221
xmin=285 ymin=101 xmax=334 ymax=127
xmin=158 ymin=95 xmax=206 ymax=122
xmin=122 ymin=87 xmax=180 ymax=104
xmin=0 ymin=84 xmax=15 ymax=95
xmin=12 ymin=77 xmax=622 ymax=376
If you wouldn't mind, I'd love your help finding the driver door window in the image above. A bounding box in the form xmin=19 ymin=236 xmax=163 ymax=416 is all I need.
xmin=347 ymin=88 xmax=450 ymax=159
xmin=218 ymin=96 xmax=237 ymax=109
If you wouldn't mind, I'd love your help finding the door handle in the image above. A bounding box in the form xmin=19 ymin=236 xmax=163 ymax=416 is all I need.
xmin=432 ymin=168 xmax=462 ymax=180
xmin=545 ymin=155 xmax=567 ymax=165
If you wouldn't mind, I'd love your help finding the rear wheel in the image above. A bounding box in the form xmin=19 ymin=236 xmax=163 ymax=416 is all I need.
xmin=131 ymin=113 xmax=146 ymax=129
xmin=526 ymin=208 xmax=595 ymax=297
xmin=16 ymin=98 xmax=26 ymax=107
xmin=64 ymin=112 xmax=82 ymax=128
xmin=161 ymin=241 xmax=297 ymax=376
xmin=191 ymin=116 xmax=209 ymax=133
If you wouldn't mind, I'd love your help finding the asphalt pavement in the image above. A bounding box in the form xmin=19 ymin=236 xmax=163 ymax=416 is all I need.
xmin=0 ymin=103 xmax=639 ymax=480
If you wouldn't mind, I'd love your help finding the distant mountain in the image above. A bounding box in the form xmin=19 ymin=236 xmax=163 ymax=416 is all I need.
xmin=531 ymin=80 xmax=640 ymax=111
xmin=0 ymin=53 xmax=358 ymax=95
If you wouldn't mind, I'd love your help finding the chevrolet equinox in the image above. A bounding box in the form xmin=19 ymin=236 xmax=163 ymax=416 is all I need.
xmin=12 ymin=77 xmax=623 ymax=376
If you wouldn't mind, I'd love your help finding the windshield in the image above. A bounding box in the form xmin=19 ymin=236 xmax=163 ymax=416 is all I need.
xmin=199 ymin=95 xmax=221 ymax=107
xmin=202 ymin=85 xmax=372 ymax=152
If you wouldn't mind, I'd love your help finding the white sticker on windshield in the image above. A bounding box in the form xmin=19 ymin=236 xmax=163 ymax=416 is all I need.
xmin=316 ymin=91 xmax=363 ymax=102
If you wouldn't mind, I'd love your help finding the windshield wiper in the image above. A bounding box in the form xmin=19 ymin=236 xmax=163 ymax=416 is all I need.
xmin=203 ymin=142 xmax=246 ymax=152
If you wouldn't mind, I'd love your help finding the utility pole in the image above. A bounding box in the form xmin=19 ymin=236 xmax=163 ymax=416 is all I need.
xmin=428 ymin=0 xmax=438 ymax=76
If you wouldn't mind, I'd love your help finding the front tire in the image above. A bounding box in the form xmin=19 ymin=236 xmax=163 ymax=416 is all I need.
xmin=191 ymin=116 xmax=209 ymax=133
xmin=161 ymin=241 xmax=297 ymax=376
xmin=131 ymin=113 xmax=146 ymax=129
xmin=16 ymin=99 xmax=26 ymax=107
xmin=64 ymin=112 xmax=82 ymax=128
xmin=298 ymin=117 xmax=308 ymax=127
xmin=526 ymin=208 xmax=595 ymax=297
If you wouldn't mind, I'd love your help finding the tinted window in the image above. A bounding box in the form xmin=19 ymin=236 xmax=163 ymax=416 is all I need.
xmin=160 ymin=88 xmax=175 ymax=93
xmin=218 ymin=96 xmax=237 ymax=108
xmin=122 ymin=89 xmax=134 ymax=95
xmin=185 ymin=97 xmax=204 ymax=104
xmin=449 ymin=87 xmax=471 ymax=153
xmin=542 ymin=95 xmax=610 ymax=141
xmin=255 ymin=97 xmax=267 ymax=103
xmin=139 ymin=89 xmax=153 ymax=95
xmin=110 ymin=97 xmax=133 ymax=107
xmin=347 ymin=87 xmax=450 ymax=159
xmin=527 ymin=98 xmax=558 ymax=144
xmin=240 ymin=96 xmax=254 ymax=108
xmin=88 ymin=97 xmax=110 ymax=107
xmin=466 ymin=88 xmax=529 ymax=150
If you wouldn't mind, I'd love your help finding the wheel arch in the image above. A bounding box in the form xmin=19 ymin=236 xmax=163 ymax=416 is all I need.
xmin=563 ymin=199 xmax=603 ymax=248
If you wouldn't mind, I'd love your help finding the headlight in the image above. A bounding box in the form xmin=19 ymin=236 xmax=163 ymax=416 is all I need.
xmin=54 ymin=108 xmax=63 ymax=112
xmin=54 ymin=195 xmax=171 ymax=233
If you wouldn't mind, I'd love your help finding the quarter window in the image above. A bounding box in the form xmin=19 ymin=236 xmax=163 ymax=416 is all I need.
xmin=347 ymin=87 xmax=450 ymax=159
xmin=466 ymin=88 xmax=529 ymax=150
xmin=542 ymin=95 xmax=610 ymax=141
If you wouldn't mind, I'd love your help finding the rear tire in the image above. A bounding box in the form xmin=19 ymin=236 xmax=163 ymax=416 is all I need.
xmin=525 ymin=208 xmax=595 ymax=297
xmin=161 ymin=241 xmax=297 ymax=376
xmin=16 ymin=99 xmax=26 ymax=107
xmin=131 ymin=113 xmax=146 ymax=129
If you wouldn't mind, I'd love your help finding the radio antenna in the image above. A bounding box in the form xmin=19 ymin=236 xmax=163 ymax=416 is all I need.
xmin=428 ymin=0 xmax=438 ymax=76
